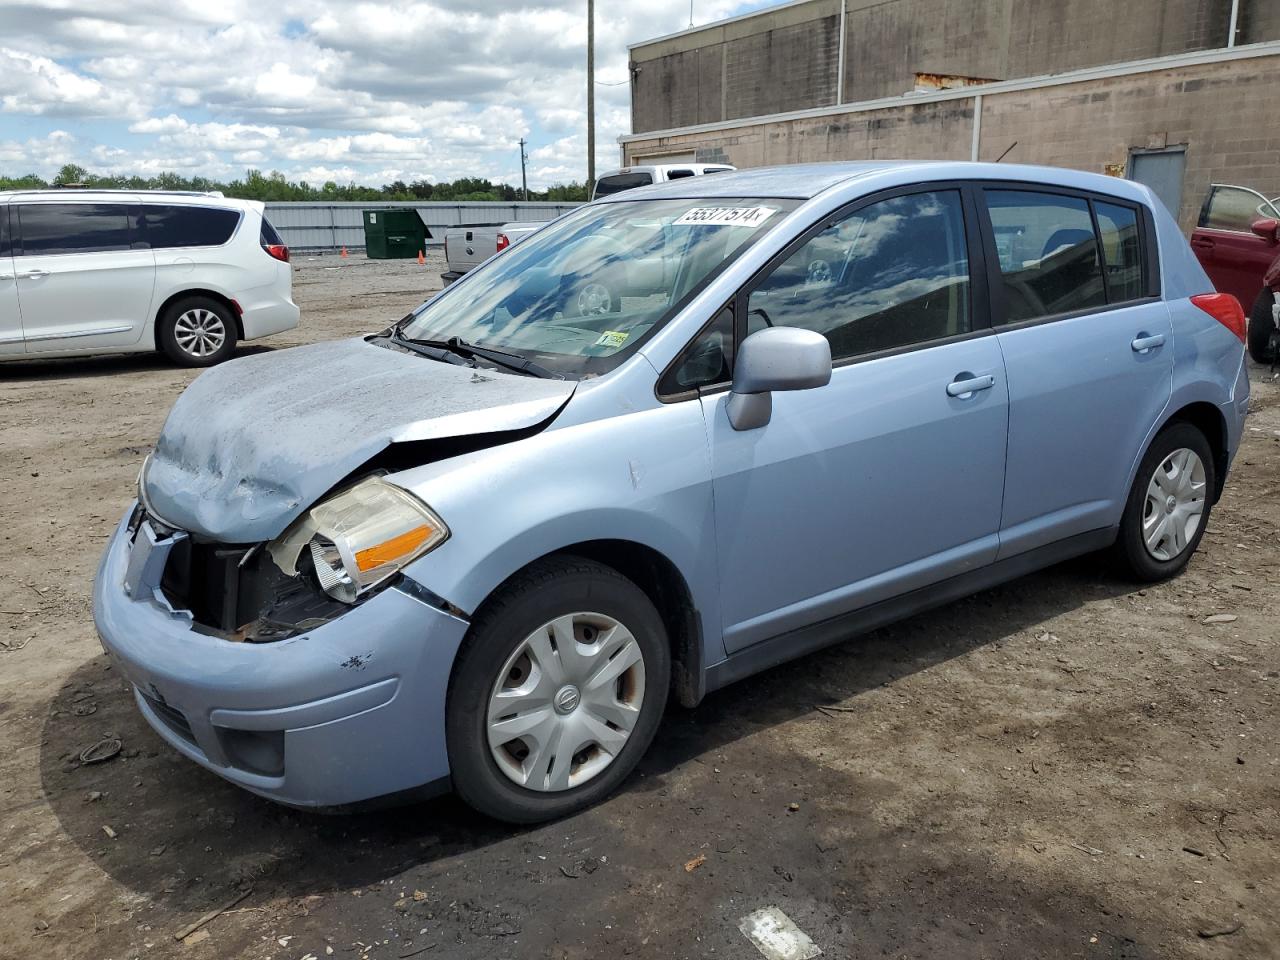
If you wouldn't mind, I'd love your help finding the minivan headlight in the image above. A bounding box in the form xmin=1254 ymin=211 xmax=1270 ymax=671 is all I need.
xmin=268 ymin=477 xmax=448 ymax=603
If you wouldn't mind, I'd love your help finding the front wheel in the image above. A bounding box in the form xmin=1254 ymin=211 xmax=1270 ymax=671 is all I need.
xmin=1247 ymin=287 xmax=1277 ymax=364
xmin=446 ymin=556 xmax=670 ymax=823
xmin=1112 ymin=421 xmax=1215 ymax=582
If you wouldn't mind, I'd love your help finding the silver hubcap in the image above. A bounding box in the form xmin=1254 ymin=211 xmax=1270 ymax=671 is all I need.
xmin=576 ymin=283 xmax=612 ymax=316
xmin=1142 ymin=447 xmax=1206 ymax=561
xmin=174 ymin=308 xmax=226 ymax=357
xmin=487 ymin=612 xmax=646 ymax=792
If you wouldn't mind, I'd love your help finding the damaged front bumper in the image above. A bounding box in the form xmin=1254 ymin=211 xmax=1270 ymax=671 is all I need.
xmin=92 ymin=504 xmax=469 ymax=807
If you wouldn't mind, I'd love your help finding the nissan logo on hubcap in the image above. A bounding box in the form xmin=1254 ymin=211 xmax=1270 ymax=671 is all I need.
xmin=554 ymin=685 xmax=581 ymax=715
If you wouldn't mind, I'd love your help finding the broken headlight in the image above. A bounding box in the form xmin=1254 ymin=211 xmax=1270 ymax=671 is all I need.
xmin=268 ymin=477 xmax=448 ymax=604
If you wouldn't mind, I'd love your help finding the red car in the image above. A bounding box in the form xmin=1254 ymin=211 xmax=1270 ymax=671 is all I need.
xmin=1192 ymin=183 xmax=1280 ymax=362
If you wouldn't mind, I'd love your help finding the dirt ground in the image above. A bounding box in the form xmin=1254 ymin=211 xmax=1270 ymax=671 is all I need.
xmin=1 ymin=252 xmax=1277 ymax=960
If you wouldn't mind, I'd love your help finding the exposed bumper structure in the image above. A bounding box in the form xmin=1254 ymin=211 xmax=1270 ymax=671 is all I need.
xmin=93 ymin=506 xmax=469 ymax=807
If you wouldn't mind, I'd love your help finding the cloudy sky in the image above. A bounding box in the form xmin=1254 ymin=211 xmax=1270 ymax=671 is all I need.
xmin=0 ymin=0 xmax=770 ymax=190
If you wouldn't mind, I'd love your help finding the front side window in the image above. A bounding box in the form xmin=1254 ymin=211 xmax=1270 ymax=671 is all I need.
xmin=1199 ymin=185 xmax=1280 ymax=232
xmin=140 ymin=205 xmax=241 ymax=249
xmin=745 ymin=190 xmax=971 ymax=361
xmin=985 ymin=190 xmax=1105 ymax=323
xmin=1094 ymin=201 xmax=1144 ymax=303
xmin=16 ymin=203 xmax=132 ymax=256
xmin=400 ymin=197 xmax=798 ymax=378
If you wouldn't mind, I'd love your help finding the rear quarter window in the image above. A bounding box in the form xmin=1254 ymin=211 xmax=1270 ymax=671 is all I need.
xmin=140 ymin=205 xmax=241 ymax=249
xmin=260 ymin=217 xmax=285 ymax=246
xmin=17 ymin=203 xmax=133 ymax=255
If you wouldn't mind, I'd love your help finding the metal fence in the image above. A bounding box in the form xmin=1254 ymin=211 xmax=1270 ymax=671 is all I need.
xmin=263 ymin=201 xmax=581 ymax=251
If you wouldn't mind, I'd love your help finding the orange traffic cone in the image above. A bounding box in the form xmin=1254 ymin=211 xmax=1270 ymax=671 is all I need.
xmin=340 ymin=246 xmax=348 ymax=258
xmin=417 ymin=250 xmax=425 ymax=265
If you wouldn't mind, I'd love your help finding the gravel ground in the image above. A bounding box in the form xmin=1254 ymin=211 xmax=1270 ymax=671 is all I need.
xmin=0 ymin=252 xmax=1277 ymax=960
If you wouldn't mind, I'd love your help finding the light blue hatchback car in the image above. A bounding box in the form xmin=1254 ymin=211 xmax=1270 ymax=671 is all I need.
xmin=95 ymin=162 xmax=1250 ymax=822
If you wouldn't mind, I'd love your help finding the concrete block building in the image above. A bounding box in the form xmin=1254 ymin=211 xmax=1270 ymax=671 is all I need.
xmin=621 ymin=0 xmax=1280 ymax=229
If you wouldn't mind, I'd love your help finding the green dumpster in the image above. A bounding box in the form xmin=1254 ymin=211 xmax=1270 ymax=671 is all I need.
xmin=362 ymin=208 xmax=429 ymax=259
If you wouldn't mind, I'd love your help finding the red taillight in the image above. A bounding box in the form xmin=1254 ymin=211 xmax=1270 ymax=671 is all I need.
xmin=263 ymin=243 xmax=290 ymax=263
xmin=496 ymin=233 xmax=510 ymax=252
xmin=1191 ymin=292 xmax=1246 ymax=342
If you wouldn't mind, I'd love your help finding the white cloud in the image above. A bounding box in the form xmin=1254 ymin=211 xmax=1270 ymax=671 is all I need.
xmin=0 ymin=0 xmax=758 ymax=187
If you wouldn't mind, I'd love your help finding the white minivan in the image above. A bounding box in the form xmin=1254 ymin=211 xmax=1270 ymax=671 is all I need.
xmin=0 ymin=190 xmax=299 ymax=366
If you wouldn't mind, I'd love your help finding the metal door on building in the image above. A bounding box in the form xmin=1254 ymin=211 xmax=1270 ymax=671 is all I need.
xmin=1128 ymin=148 xmax=1186 ymax=222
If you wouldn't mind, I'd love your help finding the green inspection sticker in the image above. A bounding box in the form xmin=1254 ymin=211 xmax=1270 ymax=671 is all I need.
xmin=594 ymin=330 xmax=630 ymax=348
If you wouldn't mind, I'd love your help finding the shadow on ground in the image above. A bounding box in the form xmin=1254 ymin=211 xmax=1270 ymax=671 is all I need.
xmin=0 ymin=345 xmax=274 ymax=382
xmin=37 ymin=555 xmax=1147 ymax=958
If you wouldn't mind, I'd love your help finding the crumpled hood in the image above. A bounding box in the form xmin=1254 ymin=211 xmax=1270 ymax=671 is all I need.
xmin=144 ymin=337 xmax=575 ymax=542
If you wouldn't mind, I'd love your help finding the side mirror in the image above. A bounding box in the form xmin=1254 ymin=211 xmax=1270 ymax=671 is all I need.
xmin=1250 ymin=218 xmax=1279 ymax=243
xmin=726 ymin=327 xmax=832 ymax=431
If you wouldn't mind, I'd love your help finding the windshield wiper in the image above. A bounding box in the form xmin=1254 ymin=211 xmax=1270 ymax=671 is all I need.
xmin=408 ymin=336 xmax=560 ymax=379
xmin=381 ymin=332 xmax=472 ymax=366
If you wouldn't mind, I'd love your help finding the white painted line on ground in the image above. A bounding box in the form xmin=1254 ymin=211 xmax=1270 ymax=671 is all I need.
xmin=738 ymin=906 xmax=822 ymax=960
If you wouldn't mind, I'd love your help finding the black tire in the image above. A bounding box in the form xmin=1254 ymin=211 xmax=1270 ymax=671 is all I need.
xmin=446 ymin=556 xmax=670 ymax=823
xmin=1112 ymin=421 xmax=1216 ymax=582
xmin=1246 ymin=287 xmax=1277 ymax=364
xmin=157 ymin=295 xmax=238 ymax=367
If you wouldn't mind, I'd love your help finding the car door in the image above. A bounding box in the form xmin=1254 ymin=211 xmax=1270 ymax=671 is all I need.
xmin=983 ymin=188 xmax=1172 ymax=558
xmin=1191 ymin=185 xmax=1280 ymax=306
xmin=13 ymin=200 xmax=155 ymax=352
xmin=698 ymin=187 xmax=1009 ymax=654
xmin=0 ymin=204 xmax=23 ymax=356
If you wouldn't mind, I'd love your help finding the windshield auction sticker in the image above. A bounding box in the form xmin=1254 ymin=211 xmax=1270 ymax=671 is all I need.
xmin=674 ymin=206 xmax=776 ymax=227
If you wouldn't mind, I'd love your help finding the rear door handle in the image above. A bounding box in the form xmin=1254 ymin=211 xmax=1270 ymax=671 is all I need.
xmin=21 ymin=269 xmax=50 ymax=280
xmin=947 ymin=374 xmax=996 ymax=398
xmin=1131 ymin=333 xmax=1166 ymax=353
xmin=1190 ymin=237 xmax=1214 ymax=248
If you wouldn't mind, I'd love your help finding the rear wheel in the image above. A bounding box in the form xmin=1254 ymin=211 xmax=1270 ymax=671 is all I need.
xmin=1246 ymin=287 xmax=1277 ymax=363
xmin=158 ymin=296 xmax=237 ymax=367
xmin=446 ymin=556 xmax=669 ymax=823
xmin=1112 ymin=421 xmax=1215 ymax=582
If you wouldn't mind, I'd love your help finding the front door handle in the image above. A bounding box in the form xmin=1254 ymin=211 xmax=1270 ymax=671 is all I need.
xmin=1190 ymin=237 xmax=1214 ymax=249
xmin=946 ymin=374 xmax=996 ymax=398
xmin=21 ymin=269 xmax=50 ymax=280
xmin=1131 ymin=332 xmax=1166 ymax=353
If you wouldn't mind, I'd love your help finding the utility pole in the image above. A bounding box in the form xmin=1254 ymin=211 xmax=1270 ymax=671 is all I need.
xmin=518 ymin=137 xmax=529 ymax=200
xmin=587 ymin=0 xmax=595 ymax=188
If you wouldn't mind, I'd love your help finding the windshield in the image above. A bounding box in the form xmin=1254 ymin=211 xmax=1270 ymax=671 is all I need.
xmin=400 ymin=197 xmax=798 ymax=377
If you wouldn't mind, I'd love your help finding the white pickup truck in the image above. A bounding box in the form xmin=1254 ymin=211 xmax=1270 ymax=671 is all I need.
xmin=441 ymin=221 xmax=544 ymax=286
xmin=440 ymin=163 xmax=735 ymax=285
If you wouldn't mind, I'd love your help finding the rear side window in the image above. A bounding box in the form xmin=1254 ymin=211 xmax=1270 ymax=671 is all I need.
xmin=1094 ymin=201 xmax=1144 ymax=303
xmin=140 ymin=205 xmax=240 ymax=248
xmin=16 ymin=203 xmax=132 ymax=255
xmin=666 ymin=169 xmax=696 ymax=180
xmin=1198 ymin=185 xmax=1277 ymax=232
xmin=984 ymin=191 xmax=1105 ymax=323
xmin=0 ymin=206 xmax=10 ymax=257
xmin=746 ymin=190 xmax=971 ymax=361
xmin=593 ymin=173 xmax=654 ymax=196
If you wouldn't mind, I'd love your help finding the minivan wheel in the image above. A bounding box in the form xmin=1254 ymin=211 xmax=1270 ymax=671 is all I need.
xmin=446 ymin=556 xmax=669 ymax=823
xmin=1246 ymin=288 xmax=1276 ymax=363
xmin=158 ymin=296 xmax=237 ymax=366
xmin=1113 ymin=421 xmax=1215 ymax=582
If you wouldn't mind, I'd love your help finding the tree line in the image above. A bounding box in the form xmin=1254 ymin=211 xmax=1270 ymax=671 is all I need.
xmin=0 ymin=164 xmax=589 ymax=203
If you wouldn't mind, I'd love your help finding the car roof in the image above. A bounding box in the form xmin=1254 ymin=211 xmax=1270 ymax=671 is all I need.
xmin=0 ymin=189 xmax=256 ymax=210
xmin=595 ymin=160 xmax=1157 ymax=206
